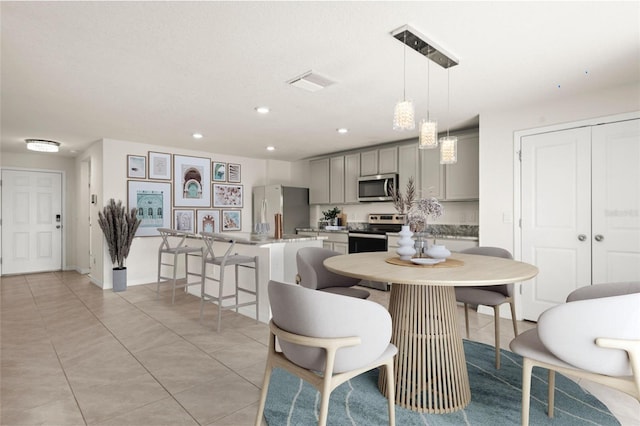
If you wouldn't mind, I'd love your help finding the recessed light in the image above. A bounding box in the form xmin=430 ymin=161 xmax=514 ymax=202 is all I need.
xmin=255 ymin=107 xmax=270 ymax=114
xmin=192 ymin=133 xmax=203 ymax=139
xmin=266 ymin=146 xmax=275 ymax=151
xmin=337 ymin=128 xmax=348 ymax=134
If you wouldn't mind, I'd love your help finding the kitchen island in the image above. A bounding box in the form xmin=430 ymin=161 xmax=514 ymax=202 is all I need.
xmin=186 ymin=233 xmax=324 ymax=323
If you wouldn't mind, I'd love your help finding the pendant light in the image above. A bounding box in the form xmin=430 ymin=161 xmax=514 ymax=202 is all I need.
xmin=440 ymin=67 xmax=457 ymax=164
xmin=393 ymin=31 xmax=415 ymax=131
xmin=419 ymin=46 xmax=438 ymax=149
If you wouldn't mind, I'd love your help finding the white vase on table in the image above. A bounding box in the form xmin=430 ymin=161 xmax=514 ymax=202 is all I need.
xmin=426 ymin=244 xmax=451 ymax=259
xmin=396 ymin=225 xmax=416 ymax=260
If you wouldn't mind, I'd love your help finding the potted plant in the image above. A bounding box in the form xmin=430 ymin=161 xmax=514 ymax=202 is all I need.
xmin=321 ymin=206 xmax=341 ymax=227
xmin=97 ymin=199 xmax=141 ymax=292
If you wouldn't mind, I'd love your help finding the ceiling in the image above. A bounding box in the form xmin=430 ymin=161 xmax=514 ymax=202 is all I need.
xmin=2 ymin=1 xmax=638 ymax=161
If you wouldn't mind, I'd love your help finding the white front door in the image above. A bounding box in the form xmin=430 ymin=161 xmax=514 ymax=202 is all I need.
xmin=521 ymin=127 xmax=592 ymax=320
xmin=1 ymin=169 xmax=63 ymax=274
xmin=591 ymin=119 xmax=640 ymax=284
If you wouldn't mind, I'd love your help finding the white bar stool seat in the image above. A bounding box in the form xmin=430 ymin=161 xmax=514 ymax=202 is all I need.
xmin=157 ymin=228 xmax=203 ymax=304
xmin=200 ymin=232 xmax=259 ymax=332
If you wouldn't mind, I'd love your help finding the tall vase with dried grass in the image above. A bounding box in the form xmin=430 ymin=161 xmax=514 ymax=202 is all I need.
xmin=97 ymin=199 xmax=141 ymax=292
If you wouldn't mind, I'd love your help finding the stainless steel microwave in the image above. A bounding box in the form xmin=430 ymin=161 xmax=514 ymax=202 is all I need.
xmin=357 ymin=173 xmax=398 ymax=202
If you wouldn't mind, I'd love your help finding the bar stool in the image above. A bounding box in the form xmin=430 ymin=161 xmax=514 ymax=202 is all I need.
xmin=199 ymin=232 xmax=259 ymax=332
xmin=157 ymin=228 xmax=203 ymax=304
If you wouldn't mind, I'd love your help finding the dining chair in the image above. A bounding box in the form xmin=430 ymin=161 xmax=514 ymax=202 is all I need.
xmin=156 ymin=228 xmax=203 ymax=304
xmin=510 ymin=282 xmax=640 ymax=426
xmin=454 ymin=246 xmax=517 ymax=368
xmin=255 ymin=280 xmax=397 ymax=426
xmin=296 ymin=246 xmax=370 ymax=299
xmin=199 ymin=232 xmax=259 ymax=332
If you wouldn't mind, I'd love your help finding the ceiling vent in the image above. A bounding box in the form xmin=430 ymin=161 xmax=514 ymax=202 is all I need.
xmin=287 ymin=71 xmax=335 ymax=92
xmin=391 ymin=25 xmax=459 ymax=69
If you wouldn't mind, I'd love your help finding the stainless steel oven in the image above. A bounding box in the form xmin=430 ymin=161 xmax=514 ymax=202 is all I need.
xmin=348 ymin=213 xmax=405 ymax=290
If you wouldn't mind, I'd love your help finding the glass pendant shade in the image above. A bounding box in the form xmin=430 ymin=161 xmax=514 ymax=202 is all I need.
xmin=418 ymin=119 xmax=438 ymax=149
xmin=439 ymin=136 xmax=457 ymax=164
xmin=393 ymin=100 xmax=415 ymax=131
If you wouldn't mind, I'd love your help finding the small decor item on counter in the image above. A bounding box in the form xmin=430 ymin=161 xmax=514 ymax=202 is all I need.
xmin=396 ymin=225 xmax=417 ymax=260
xmin=274 ymin=213 xmax=283 ymax=239
xmin=426 ymin=244 xmax=451 ymax=260
xmin=322 ymin=206 xmax=341 ymax=226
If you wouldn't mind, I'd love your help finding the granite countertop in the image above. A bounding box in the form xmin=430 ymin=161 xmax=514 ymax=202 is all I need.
xmin=296 ymin=224 xmax=478 ymax=240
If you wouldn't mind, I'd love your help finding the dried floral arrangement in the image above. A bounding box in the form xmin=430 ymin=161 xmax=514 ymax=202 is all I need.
xmin=98 ymin=199 xmax=141 ymax=269
xmin=391 ymin=176 xmax=444 ymax=232
xmin=390 ymin=176 xmax=416 ymax=215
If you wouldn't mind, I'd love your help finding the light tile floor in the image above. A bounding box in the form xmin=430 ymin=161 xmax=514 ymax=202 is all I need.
xmin=1 ymin=272 xmax=638 ymax=425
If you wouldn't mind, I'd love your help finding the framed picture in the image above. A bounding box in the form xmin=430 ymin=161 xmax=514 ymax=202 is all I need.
xmin=173 ymin=209 xmax=195 ymax=233
xmin=227 ymin=163 xmax=241 ymax=183
xmin=127 ymin=180 xmax=172 ymax=237
xmin=213 ymin=183 xmax=243 ymax=208
xmin=127 ymin=155 xmax=146 ymax=179
xmin=222 ymin=210 xmax=241 ymax=231
xmin=196 ymin=209 xmax=221 ymax=234
xmin=148 ymin=151 xmax=172 ymax=180
xmin=174 ymin=154 xmax=211 ymax=207
xmin=212 ymin=161 xmax=226 ymax=182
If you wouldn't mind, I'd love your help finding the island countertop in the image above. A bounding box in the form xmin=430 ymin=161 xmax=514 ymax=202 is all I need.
xmin=186 ymin=232 xmax=326 ymax=245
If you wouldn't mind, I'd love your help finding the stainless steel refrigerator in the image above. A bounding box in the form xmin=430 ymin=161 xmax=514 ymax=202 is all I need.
xmin=252 ymin=185 xmax=310 ymax=236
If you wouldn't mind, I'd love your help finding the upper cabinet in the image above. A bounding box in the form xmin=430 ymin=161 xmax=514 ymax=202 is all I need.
xmin=419 ymin=145 xmax=445 ymax=199
xmin=398 ymin=143 xmax=419 ymax=194
xmin=344 ymin=153 xmax=360 ymax=203
xmin=309 ymin=158 xmax=330 ymax=204
xmin=329 ymin=156 xmax=345 ymax=204
xmin=361 ymin=146 xmax=398 ymax=176
xmin=443 ymin=129 xmax=479 ymax=200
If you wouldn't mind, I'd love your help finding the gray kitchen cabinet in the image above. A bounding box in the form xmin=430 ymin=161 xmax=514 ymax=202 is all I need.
xmin=360 ymin=150 xmax=378 ymax=176
xmin=378 ymin=146 xmax=398 ymax=174
xmin=309 ymin=158 xmax=330 ymax=204
xmin=318 ymin=232 xmax=349 ymax=254
xmin=444 ymin=129 xmax=479 ymax=200
xmin=361 ymin=146 xmax=398 ymax=176
xmin=344 ymin=153 xmax=360 ymax=203
xmin=398 ymin=143 xmax=419 ymax=194
xmin=419 ymin=145 xmax=445 ymax=199
xmin=330 ymin=156 xmax=345 ymax=204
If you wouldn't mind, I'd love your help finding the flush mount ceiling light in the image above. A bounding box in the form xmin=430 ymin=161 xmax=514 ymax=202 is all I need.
xmin=255 ymin=106 xmax=270 ymax=114
xmin=392 ymin=30 xmax=415 ymax=131
xmin=287 ymin=71 xmax=334 ymax=93
xmin=192 ymin=133 xmax=203 ymax=139
xmin=391 ymin=25 xmax=459 ymax=69
xmin=337 ymin=128 xmax=348 ymax=134
xmin=25 ymin=139 xmax=60 ymax=152
xmin=266 ymin=146 xmax=275 ymax=151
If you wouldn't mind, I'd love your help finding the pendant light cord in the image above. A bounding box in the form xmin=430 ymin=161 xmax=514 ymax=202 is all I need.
xmin=426 ymin=47 xmax=430 ymax=121
xmin=446 ymin=68 xmax=451 ymax=138
xmin=402 ymin=31 xmax=407 ymax=101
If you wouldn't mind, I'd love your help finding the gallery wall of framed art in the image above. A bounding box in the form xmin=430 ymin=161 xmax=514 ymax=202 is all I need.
xmin=125 ymin=150 xmax=247 ymax=235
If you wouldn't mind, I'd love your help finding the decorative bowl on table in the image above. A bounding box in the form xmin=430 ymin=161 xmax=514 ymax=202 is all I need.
xmin=426 ymin=244 xmax=451 ymax=260
xmin=410 ymin=258 xmax=444 ymax=265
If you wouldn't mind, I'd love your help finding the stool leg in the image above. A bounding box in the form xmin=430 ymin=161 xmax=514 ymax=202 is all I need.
xmin=217 ymin=265 xmax=225 ymax=332
xmin=254 ymin=257 xmax=260 ymax=323
xmin=235 ymin=264 xmax=240 ymax=313
xmin=171 ymin=251 xmax=178 ymax=304
xmin=157 ymin=251 xmax=162 ymax=298
xmin=200 ymin=260 xmax=206 ymax=321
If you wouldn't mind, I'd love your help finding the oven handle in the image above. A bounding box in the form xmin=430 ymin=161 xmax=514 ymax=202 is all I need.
xmin=349 ymin=233 xmax=387 ymax=240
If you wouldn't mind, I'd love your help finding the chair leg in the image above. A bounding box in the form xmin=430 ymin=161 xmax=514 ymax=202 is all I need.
xmin=157 ymin=251 xmax=163 ymax=298
xmin=548 ymin=370 xmax=556 ymax=418
xmin=318 ymin=380 xmax=332 ymax=426
xmin=255 ymin=365 xmax=273 ymax=426
xmin=199 ymin=261 xmax=206 ymax=321
xmin=171 ymin=251 xmax=179 ymax=304
xmin=510 ymin=300 xmax=519 ymax=336
xmin=384 ymin=360 xmax=396 ymax=426
xmin=521 ymin=358 xmax=533 ymax=426
xmin=254 ymin=257 xmax=260 ymax=323
xmin=493 ymin=305 xmax=501 ymax=369
xmin=464 ymin=303 xmax=470 ymax=338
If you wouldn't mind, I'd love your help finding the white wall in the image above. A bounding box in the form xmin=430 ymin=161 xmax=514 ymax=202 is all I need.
xmin=1 ymin=151 xmax=77 ymax=271
xmin=480 ymin=82 xmax=640 ymax=256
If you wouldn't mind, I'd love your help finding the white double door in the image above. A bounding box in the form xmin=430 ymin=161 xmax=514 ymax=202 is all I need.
xmin=521 ymin=119 xmax=640 ymax=320
xmin=1 ymin=169 xmax=63 ymax=274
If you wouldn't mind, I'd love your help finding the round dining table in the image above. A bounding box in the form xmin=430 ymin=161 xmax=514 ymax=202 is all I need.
xmin=324 ymin=251 xmax=538 ymax=414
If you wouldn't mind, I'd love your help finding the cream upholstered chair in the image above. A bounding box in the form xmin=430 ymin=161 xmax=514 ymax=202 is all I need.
xmin=156 ymin=228 xmax=203 ymax=304
xmin=454 ymin=246 xmax=517 ymax=368
xmin=199 ymin=232 xmax=259 ymax=332
xmin=510 ymin=282 xmax=640 ymax=426
xmin=255 ymin=280 xmax=396 ymax=426
xmin=296 ymin=247 xmax=370 ymax=299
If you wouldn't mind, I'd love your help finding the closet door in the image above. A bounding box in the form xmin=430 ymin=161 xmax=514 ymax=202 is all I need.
xmin=521 ymin=127 xmax=592 ymax=320
xmin=591 ymin=119 xmax=640 ymax=284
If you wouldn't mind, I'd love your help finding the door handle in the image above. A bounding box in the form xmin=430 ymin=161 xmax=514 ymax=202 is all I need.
xmin=594 ymin=234 xmax=604 ymax=242
xmin=577 ymin=234 xmax=587 ymax=241
xmin=56 ymin=225 xmax=62 ymax=229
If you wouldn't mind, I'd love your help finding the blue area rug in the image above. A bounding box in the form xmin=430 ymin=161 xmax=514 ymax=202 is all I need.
xmin=263 ymin=340 xmax=619 ymax=425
